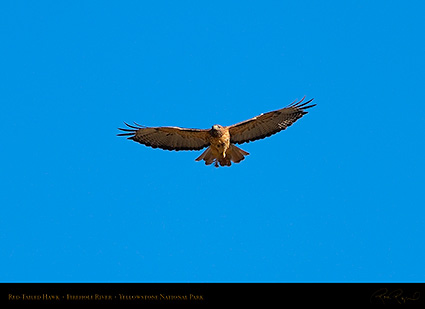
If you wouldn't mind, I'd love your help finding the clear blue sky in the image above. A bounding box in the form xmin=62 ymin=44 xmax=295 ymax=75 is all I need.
xmin=1 ymin=1 xmax=424 ymax=282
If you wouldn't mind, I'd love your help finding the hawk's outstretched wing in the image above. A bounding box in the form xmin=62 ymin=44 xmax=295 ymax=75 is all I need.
xmin=117 ymin=123 xmax=210 ymax=151
xmin=228 ymin=97 xmax=315 ymax=145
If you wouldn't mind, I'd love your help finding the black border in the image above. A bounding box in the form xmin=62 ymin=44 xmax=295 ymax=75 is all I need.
xmin=1 ymin=283 xmax=424 ymax=306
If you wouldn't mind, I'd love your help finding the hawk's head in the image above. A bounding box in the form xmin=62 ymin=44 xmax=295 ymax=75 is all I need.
xmin=210 ymin=124 xmax=224 ymax=137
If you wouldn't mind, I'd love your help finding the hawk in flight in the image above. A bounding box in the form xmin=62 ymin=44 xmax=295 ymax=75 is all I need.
xmin=118 ymin=97 xmax=315 ymax=167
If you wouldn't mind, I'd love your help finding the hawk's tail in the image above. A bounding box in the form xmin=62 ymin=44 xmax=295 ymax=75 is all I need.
xmin=195 ymin=146 xmax=215 ymax=165
xmin=226 ymin=144 xmax=249 ymax=165
xmin=195 ymin=145 xmax=249 ymax=167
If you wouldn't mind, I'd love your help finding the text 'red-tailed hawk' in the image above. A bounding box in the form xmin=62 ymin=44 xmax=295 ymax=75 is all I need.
xmin=118 ymin=97 xmax=316 ymax=167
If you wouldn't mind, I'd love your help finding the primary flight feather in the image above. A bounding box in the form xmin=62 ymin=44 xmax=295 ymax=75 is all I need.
xmin=118 ymin=97 xmax=316 ymax=167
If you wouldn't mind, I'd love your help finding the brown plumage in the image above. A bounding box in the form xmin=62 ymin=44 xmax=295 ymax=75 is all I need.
xmin=118 ymin=97 xmax=316 ymax=167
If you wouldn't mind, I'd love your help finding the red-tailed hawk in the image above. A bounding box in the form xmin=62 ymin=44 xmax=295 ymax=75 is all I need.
xmin=118 ymin=97 xmax=315 ymax=167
